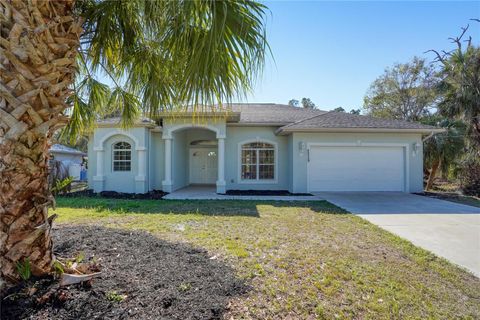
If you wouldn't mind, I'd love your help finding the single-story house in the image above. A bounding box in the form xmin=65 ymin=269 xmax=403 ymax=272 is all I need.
xmin=87 ymin=103 xmax=442 ymax=194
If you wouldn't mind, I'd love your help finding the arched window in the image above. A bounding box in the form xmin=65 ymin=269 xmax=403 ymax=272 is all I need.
xmin=113 ymin=142 xmax=131 ymax=171
xmin=241 ymin=142 xmax=275 ymax=180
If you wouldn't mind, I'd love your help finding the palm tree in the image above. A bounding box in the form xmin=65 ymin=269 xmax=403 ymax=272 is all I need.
xmin=423 ymin=118 xmax=465 ymax=190
xmin=0 ymin=0 xmax=268 ymax=286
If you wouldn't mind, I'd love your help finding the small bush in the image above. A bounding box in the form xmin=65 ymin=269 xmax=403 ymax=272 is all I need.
xmin=52 ymin=177 xmax=74 ymax=196
xmin=106 ymin=291 xmax=126 ymax=302
xmin=16 ymin=258 xmax=31 ymax=281
xmin=460 ymin=160 xmax=480 ymax=197
xmin=178 ymin=283 xmax=192 ymax=292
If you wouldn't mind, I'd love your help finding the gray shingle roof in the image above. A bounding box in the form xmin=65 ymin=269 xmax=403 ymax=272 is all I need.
xmin=228 ymin=103 xmax=327 ymax=124
xmin=277 ymin=111 xmax=439 ymax=132
xmin=155 ymin=103 xmax=327 ymax=124
xmin=50 ymin=144 xmax=86 ymax=155
xmin=96 ymin=117 xmax=156 ymax=126
xmin=96 ymin=104 xmax=440 ymax=133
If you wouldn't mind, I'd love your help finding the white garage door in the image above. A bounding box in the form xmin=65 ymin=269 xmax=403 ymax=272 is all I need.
xmin=308 ymin=146 xmax=405 ymax=192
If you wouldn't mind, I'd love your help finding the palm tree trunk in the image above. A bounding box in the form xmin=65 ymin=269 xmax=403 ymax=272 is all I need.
xmin=426 ymin=160 xmax=440 ymax=191
xmin=0 ymin=0 xmax=81 ymax=287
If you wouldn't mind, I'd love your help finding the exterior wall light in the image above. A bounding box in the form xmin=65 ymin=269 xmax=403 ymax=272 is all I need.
xmin=413 ymin=142 xmax=421 ymax=156
xmin=299 ymin=141 xmax=306 ymax=153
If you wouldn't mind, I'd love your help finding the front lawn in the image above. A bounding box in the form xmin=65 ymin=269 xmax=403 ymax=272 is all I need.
xmin=53 ymin=198 xmax=479 ymax=319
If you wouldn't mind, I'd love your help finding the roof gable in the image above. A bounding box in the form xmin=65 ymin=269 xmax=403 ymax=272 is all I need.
xmin=277 ymin=111 xmax=441 ymax=134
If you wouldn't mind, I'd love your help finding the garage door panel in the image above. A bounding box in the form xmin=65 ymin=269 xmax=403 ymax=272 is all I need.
xmin=308 ymin=146 xmax=405 ymax=192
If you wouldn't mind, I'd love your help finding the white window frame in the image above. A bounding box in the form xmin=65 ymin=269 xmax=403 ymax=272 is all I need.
xmin=238 ymin=139 xmax=278 ymax=184
xmin=112 ymin=141 xmax=132 ymax=172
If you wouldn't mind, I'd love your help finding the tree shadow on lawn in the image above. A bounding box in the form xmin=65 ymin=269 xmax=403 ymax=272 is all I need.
xmin=56 ymin=197 xmax=347 ymax=217
xmin=2 ymin=226 xmax=249 ymax=320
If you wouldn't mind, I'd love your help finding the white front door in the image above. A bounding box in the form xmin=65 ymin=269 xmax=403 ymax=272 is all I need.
xmin=189 ymin=148 xmax=218 ymax=184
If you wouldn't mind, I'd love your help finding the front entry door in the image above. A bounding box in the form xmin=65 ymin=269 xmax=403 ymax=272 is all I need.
xmin=189 ymin=148 xmax=218 ymax=184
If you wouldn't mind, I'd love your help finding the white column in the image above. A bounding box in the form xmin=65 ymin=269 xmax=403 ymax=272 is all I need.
xmin=216 ymin=137 xmax=226 ymax=194
xmin=93 ymin=148 xmax=105 ymax=192
xmin=135 ymin=148 xmax=147 ymax=193
xmin=137 ymin=149 xmax=146 ymax=178
xmin=162 ymin=137 xmax=173 ymax=192
xmin=96 ymin=150 xmax=104 ymax=176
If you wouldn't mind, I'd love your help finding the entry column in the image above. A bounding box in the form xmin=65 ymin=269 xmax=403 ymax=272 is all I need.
xmin=93 ymin=147 xmax=105 ymax=192
xmin=162 ymin=137 xmax=173 ymax=192
xmin=216 ymin=137 xmax=226 ymax=193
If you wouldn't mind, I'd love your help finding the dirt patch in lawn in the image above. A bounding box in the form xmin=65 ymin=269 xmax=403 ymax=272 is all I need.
xmin=415 ymin=191 xmax=480 ymax=208
xmin=2 ymin=226 xmax=247 ymax=320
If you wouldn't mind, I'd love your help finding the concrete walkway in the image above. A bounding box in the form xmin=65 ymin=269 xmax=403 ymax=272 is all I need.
xmin=163 ymin=185 xmax=318 ymax=201
xmin=316 ymin=192 xmax=480 ymax=277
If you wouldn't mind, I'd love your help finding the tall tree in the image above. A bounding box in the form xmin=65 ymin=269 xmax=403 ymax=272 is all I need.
xmin=301 ymin=97 xmax=316 ymax=109
xmin=363 ymin=57 xmax=440 ymax=121
xmin=0 ymin=0 xmax=268 ymax=285
xmin=288 ymin=99 xmax=299 ymax=107
xmin=332 ymin=107 xmax=361 ymax=115
xmin=429 ymin=21 xmax=480 ymax=195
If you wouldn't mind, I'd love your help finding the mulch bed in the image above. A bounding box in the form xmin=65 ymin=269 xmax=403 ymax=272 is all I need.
xmin=61 ymin=189 xmax=168 ymax=200
xmin=225 ymin=190 xmax=312 ymax=196
xmin=2 ymin=226 xmax=247 ymax=320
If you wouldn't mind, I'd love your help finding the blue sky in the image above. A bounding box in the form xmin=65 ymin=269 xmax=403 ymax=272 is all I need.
xmin=240 ymin=1 xmax=480 ymax=111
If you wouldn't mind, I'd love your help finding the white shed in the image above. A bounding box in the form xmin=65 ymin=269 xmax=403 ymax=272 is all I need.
xmin=49 ymin=144 xmax=87 ymax=181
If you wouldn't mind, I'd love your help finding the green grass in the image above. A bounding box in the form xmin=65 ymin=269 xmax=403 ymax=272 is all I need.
xmin=54 ymin=197 xmax=480 ymax=319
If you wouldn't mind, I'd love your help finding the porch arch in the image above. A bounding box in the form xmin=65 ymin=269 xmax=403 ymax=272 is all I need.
xmin=162 ymin=124 xmax=226 ymax=193
xmin=162 ymin=123 xmax=225 ymax=139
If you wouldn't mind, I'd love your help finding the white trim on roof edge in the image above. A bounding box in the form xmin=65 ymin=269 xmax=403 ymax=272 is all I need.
xmin=227 ymin=122 xmax=289 ymax=127
xmin=276 ymin=127 xmax=445 ymax=135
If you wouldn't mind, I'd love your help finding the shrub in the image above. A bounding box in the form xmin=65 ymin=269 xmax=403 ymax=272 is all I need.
xmin=16 ymin=258 xmax=31 ymax=281
xmin=460 ymin=159 xmax=480 ymax=197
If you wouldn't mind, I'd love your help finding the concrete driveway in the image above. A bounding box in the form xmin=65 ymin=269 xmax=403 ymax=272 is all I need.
xmin=316 ymin=192 xmax=480 ymax=277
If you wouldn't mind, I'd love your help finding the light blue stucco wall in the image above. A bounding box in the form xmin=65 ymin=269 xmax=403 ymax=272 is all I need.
xmin=88 ymin=126 xmax=151 ymax=193
xmin=103 ymin=134 xmax=138 ymax=192
xmin=290 ymin=132 xmax=424 ymax=193
xmin=224 ymin=126 xmax=289 ymax=190
xmin=287 ymin=135 xmax=294 ymax=192
xmin=88 ymin=124 xmax=424 ymax=194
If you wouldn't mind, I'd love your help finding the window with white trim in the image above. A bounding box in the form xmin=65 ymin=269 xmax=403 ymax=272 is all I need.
xmin=241 ymin=142 xmax=275 ymax=180
xmin=112 ymin=142 xmax=131 ymax=171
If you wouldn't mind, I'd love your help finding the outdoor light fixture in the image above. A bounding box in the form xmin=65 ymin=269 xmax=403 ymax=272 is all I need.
xmin=299 ymin=141 xmax=306 ymax=153
xmin=413 ymin=142 xmax=421 ymax=156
